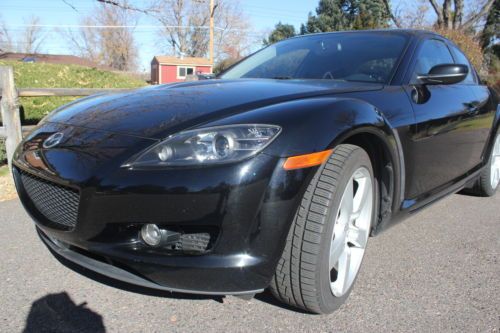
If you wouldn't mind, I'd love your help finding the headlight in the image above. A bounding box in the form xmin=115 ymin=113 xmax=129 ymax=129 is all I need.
xmin=123 ymin=124 xmax=281 ymax=168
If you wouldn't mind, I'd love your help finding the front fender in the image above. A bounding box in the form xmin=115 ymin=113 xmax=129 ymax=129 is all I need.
xmin=205 ymin=96 xmax=397 ymax=157
xmin=206 ymin=96 xmax=405 ymax=228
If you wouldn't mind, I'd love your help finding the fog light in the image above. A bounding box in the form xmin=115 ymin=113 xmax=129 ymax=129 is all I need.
xmin=141 ymin=224 xmax=162 ymax=247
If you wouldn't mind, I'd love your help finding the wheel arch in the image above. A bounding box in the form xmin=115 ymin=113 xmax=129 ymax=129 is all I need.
xmin=332 ymin=126 xmax=404 ymax=235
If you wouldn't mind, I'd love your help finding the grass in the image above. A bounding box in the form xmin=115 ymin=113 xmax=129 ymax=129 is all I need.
xmin=0 ymin=60 xmax=147 ymax=125
xmin=0 ymin=165 xmax=8 ymax=177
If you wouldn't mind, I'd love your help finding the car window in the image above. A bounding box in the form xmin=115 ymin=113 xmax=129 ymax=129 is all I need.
xmin=450 ymin=46 xmax=476 ymax=84
xmin=243 ymin=49 xmax=309 ymax=79
xmin=411 ymin=39 xmax=454 ymax=83
xmin=221 ymin=33 xmax=409 ymax=84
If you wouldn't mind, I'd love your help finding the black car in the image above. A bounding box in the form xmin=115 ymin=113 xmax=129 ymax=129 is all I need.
xmin=12 ymin=30 xmax=499 ymax=314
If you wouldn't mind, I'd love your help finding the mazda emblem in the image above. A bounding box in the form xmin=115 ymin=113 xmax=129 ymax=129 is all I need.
xmin=43 ymin=132 xmax=64 ymax=149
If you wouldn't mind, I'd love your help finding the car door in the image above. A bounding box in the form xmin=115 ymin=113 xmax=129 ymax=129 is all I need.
xmin=403 ymin=37 xmax=479 ymax=199
xmin=448 ymin=44 xmax=495 ymax=169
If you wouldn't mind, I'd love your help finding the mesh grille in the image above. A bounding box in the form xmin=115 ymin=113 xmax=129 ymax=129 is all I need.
xmin=20 ymin=171 xmax=80 ymax=228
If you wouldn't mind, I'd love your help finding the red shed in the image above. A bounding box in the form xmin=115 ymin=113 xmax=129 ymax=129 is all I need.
xmin=151 ymin=56 xmax=213 ymax=84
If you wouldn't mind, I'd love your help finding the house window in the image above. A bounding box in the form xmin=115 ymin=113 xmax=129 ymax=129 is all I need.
xmin=177 ymin=66 xmax=195 ymax=79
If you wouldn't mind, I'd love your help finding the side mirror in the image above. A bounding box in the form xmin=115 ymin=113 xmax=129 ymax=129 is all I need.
xmin=417 ymin=64 xmax=468 ymax=85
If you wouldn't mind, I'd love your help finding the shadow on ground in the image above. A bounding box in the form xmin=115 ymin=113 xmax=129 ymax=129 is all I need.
xmin=23 ymin=292 xmax=105 ymax=333
xmin=22 ymin=238 xmax=307 ymax=332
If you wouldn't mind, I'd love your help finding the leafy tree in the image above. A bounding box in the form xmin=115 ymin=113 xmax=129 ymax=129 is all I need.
xmin=301 ymin=0 xmax=391 ymax=34
xmin=481 ymin=0 xmax=499 ymax=53
xmin=263 ymin=22 xmax=296 ymax=46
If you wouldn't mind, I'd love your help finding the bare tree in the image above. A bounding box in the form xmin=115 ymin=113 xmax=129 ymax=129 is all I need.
xmin=19 ymin=16 xmax=45 ymax=53
xmin=80 ymin=0 xmax=252 ymax=61
xmin=393 ymin=0 xmax=431 ymax=29
xmin=212 ymin=1 xmax=253 ymax=60
xmin=153 ymin=0 xmax=252 ymax=60
xmin=60 ymin=17 xmax=101 ymax=64
xmin=427 ymin=0 xmax=495 ymax=30
xmin=0 ymin=16 xmax=14 ymax=52
xmin=61 ymin=3 xmax=139 ymax=71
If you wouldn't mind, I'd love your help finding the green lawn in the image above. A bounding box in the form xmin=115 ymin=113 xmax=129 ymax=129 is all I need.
xmin=0 ymin=60 xmax=147 ymax=125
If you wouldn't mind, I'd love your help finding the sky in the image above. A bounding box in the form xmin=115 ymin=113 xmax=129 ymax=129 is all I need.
xmin=1 ymin=0 xmax=319 ymax=71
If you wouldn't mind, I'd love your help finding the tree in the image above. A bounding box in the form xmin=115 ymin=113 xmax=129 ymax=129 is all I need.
xmin=81 ymin=0 xmax=253 ymax=61
xmin=391 ymin=0 xmax=430 ymax=29
xmin=0 ymin=16 xmax=14 ymax=52
xmin=154 ymin=0 xmax=252 ymax=61
xmin=481 ymin=0 xmax=499 ymax=52
xmin=61 ymin=3 xmax=139 ymax=71
xmin=301 ymin=0 xmax=391 ymax=34
xmin=19 ymin=16 xmax=45 ymax=53
xmin=263 ymin=22 xmax=296 ymax=46
xmin=427 ymin=0 xmax=495 ymax=30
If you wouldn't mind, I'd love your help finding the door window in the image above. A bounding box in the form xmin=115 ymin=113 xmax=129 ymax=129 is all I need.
xmin=411 ymin=39 xmax=454 ymax=83
xmin=450 ymin=46 xmax=476 ymax=84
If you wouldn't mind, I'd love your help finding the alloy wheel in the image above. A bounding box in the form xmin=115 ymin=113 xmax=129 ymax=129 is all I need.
xmin=491 ymin=135 xmax=500 ymax=190
xmin=329 ymin=167 xmax=373 ymax=297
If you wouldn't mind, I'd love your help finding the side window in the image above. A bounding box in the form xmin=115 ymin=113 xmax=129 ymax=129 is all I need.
xmin=450 ymin=46 xmax=476 ymax=84
xmin=411 ymin=39 xmax=454 ymax=83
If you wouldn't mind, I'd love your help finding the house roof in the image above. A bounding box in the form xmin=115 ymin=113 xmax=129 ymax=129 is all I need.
xmin=153 ymin=56 xmax=212 ymax=66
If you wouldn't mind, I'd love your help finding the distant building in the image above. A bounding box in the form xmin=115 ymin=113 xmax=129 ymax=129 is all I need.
xmin=0 ymin=52 xmax=104 ymax=68
xmin=151 ymin=56 xmax=213 ymax=84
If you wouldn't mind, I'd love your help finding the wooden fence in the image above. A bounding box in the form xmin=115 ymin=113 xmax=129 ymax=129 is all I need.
xmin=0 ymin=66 xmax=133 ymax=171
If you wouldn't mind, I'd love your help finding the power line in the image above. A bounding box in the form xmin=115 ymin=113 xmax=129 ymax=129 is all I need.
xmin=6 ymin=24 xmax=261 ymax=32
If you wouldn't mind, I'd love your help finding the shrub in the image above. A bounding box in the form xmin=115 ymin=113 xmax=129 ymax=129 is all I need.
xmin=213 ymin=58 xmax=240 ymax=75
xmin=433 ymin=28 xmax=484 ymax=72
xmin=0 ymin=138 xmax=6 ymax=165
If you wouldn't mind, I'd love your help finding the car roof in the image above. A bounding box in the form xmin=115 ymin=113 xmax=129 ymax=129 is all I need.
xmin=288 ymin=29 xmax=441 ymax=41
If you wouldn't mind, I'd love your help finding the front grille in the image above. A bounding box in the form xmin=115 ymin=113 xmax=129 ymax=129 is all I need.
xmin=19 ymin=170 xmax=80 ymax=229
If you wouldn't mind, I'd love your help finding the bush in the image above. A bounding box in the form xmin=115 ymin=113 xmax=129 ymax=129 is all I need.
xmin=433 ymin=28 xmax=484 ymax=72
xmin=0 ymin=138 xmax=6 ymax=165
xmin=213 ymin=58 xmax=240 ymax=75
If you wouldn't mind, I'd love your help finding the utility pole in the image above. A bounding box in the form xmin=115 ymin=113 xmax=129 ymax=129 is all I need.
xmin=209 ymin=0 xmax=214 ymax=65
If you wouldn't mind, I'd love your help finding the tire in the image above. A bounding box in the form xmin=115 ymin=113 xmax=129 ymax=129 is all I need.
xmin=270 ymin=144 xmax=377 ymax=314
xmin=473 ymin=131 xmax=499 ymax=197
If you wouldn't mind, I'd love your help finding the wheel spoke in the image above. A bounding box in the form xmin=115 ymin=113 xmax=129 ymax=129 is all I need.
xmin=492 ymin=147 xmax=500 ymax=188
xmin=334 ymin=245 xmax=351 ymax=295
xmin=494 ymin=156 xmax=500 ymax=170
xmin=329 ymin=233 xmax=346 ymax=270
xmin=347 ymin=225 xmax=368 ymax=248
xmin=339 ymin=178 xmax=354 ymax=223
xmin=351 ymin=175 xmax=369 ymax=221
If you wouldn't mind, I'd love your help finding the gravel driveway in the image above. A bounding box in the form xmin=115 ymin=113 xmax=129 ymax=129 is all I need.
xmin=1 ymin=193 xmax=499 ymax=332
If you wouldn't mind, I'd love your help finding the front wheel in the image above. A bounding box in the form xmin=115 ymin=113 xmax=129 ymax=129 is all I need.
xmin=270 ymin=144 xmax=377 ymax=314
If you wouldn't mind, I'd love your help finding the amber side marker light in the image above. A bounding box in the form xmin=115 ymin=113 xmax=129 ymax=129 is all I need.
xmin=283 ymin=149 xmax=334 ymax=170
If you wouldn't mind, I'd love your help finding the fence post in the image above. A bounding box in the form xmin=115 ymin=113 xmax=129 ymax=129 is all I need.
xmin=0 ymin=66 xmax=22 ymax=172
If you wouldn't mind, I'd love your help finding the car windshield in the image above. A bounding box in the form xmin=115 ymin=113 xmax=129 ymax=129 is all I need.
xmin=220 ymin=32 xmax=409 ymax=84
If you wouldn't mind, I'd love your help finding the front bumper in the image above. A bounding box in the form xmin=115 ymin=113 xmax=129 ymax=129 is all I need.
xmin=38 ymin=229 xmax=265 ymax=295
xmin=13 ymin=123 xmax=317 ymax=295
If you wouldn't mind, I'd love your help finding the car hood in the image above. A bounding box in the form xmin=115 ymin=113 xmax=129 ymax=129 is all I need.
xmin=46 ymin=79 xmax=383 ymax=140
